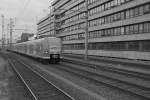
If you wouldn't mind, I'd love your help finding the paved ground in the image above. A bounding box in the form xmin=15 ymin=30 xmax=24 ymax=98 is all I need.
xmin=0 ymin=55 xmax=10 ymax=100
xmin=0 ymin=52 xmax=32 ymax=100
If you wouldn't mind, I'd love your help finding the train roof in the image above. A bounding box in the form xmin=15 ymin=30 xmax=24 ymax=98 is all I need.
xmin=13 ymin=37 xmax=59 ymax=45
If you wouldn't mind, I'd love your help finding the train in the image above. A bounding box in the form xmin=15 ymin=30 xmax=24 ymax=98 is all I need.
xmin=8 ymin=37 xmax=61 ymax=63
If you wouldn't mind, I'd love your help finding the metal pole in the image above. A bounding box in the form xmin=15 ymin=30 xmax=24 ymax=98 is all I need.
xmin=7 ymin=24 xmax=9 ymax=45
xmin=1 ymin=15 xmax=4 ymax=49
xmin=53 ymin=7 xmax=63 ymax=55
xmin=10 ymin=18 xmax=13 ymax=48
xmin=84 ymin=0 xmax=88 ymax=60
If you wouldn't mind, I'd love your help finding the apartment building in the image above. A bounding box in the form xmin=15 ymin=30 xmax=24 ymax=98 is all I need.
xmin=52 ymin=0 xmax=150 ymax=60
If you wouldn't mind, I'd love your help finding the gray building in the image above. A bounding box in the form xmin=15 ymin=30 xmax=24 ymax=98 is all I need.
xmin=37 ymin=12 xmax=55 ymax=38
xmin=51 ymin=0 xmax=150 ymax=60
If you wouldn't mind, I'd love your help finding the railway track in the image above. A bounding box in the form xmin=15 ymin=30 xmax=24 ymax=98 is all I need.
xmin=6 ymin=52 xmax=150 ymax=100
xmin=56 ymin=61 xmax=150 ymax=100
xmin=8 ymin=58 xmax=75 ymax=100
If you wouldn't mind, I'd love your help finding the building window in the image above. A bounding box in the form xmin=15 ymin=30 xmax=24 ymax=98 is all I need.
xmin=133 ymin=24 xmax=139 ymax=34
xmin=125 ymin=25 xmax=130 ymax=34
xmin=143 ymin=4 xmax=150 ymax=14
xmin=134 ymin=7 xmax=139 ymax=17
xmin=129 ymin=25 xmax=134 ymax=34
xmin=128 ymin=41 xmax=139 ymax=51
xmin=143 ymin=22 xmax=150 ymax=33
xmin=142 ymin=40 xmax=150 ymax=51
xmin=139 ymin=6 xmax=144 ymax=15
xmin=129 ymin=9 xmax=134 ymax=18
xmin=120 ymin=12 xmax=125 ymax=20
xmin=139 ymin=23 xmax=144 ymax=33
xmin=125 ymin=10 xmax=130 ymax=19
xmin=121 ymin=27 xmax=125 ymax=35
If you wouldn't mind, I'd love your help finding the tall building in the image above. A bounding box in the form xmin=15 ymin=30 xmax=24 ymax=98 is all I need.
xmin=52 ymin=0 xmax=86 ymax=52
xmin=37 ymin=12 xmax=55 ymax=38
xmin=52 ymin=0 xmax=150 ymax=60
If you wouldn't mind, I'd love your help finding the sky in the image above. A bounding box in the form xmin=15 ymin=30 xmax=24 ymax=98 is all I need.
xmin=0 ymin=0 xmax=53 ymax=40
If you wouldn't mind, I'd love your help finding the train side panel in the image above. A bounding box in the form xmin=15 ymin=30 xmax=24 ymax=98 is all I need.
xmin=8 ymin=37 xmax=61 ymax=63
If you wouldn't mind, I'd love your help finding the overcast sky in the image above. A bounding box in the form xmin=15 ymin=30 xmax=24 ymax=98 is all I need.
xmin=0 ymin=0 xmax=53 ymax=40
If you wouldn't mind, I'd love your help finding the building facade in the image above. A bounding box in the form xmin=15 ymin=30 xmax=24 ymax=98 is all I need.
xmin=52 ymin=0 xmax=150 ymax=60
xmin=37 ymin=12 xmax=55 ymax=38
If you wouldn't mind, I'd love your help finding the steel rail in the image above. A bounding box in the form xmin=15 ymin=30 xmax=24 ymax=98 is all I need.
xmin=8 ymin=56 xmax=75 ymax=100
xmin=19 ymin=59 xmax=76 ymax=100
xmin=56 ymin=61 xmax=150 ymax=99
xmin=8 ymin=59 xmax=38 ymax=100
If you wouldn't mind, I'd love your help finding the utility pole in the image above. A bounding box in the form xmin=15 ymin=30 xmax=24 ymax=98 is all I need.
xmin=84 ymin=0 xmax=88 ymax=60
xmin=1 ymin=15 xmax=5 ymax=49
xmin=52 ymin=7 xmax=63 ymax=54
xmin=7 ymin=24 xmax=9 ymax=45
xmin=36 ymin=16 xmax=38 ymax=38
xmin=10 ymin=18 xmax=13 ymax=48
